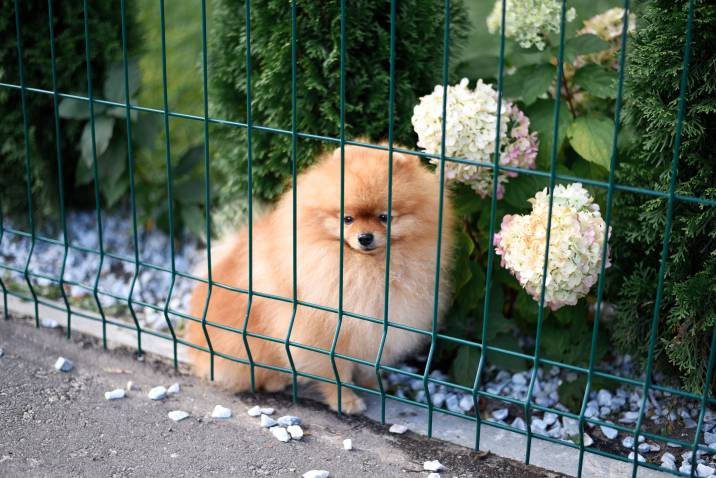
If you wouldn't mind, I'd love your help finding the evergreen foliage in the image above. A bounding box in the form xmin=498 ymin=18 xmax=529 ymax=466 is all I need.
xmin=209 ymin=0 xmax=468 ymax=203
xmin=610 ymin=0 xmax=716 ymax=392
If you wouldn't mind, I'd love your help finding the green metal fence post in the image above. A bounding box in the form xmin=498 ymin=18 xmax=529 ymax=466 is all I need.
xmin=631 ymin=1 xmax=696 ymax=477
xmin=159 ymin=0 xmax=179 ymax=369
xmin=577 ymin=1 xmax=630 ymax=475
xmin=82 ymin=0 xmax=109 ymax=350
xmin=374 ymin=0 xmax=398 ymax=425
xmin=328 ymin=0 xmax=348 ymax=416
xmin=473 ymin=0 xmax=506 ymax=450
xmin=47 ymin=0 xmax=72 ymax=338
xmin=241 ymin=0 xmax=257 ymax=393
xmin=14 ymin=0 xmax=40 ymax=327
xmin=422 ymin=0 xmax=451 ymax=438
xmin=524 ymin=0 xmax=569 ymax=465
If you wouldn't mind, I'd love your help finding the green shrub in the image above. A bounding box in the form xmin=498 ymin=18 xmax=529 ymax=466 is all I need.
xmin=209 ymin=0 xmax=468 ymax=204
xmin=610 ymin=0 xmax=716 ymax=392
xmin=0 ymin=1 xmax=138 ymax=223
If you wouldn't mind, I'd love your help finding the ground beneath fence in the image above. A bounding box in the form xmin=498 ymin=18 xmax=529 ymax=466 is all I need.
xmin=0 ymin=318 xmax=566 ymax=478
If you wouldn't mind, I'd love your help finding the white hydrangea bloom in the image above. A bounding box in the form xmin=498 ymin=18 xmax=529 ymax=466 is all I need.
xmin=411 ymin=78 xmax=537 ymax=198
xmin=487 ymin=0 xmax=576 ymax=51
xmin=494 ymin=183 xmax=610 ymax=310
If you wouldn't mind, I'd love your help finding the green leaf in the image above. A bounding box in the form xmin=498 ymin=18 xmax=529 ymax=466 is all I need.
xmin=105 ymin=104 xmax=139 ymax=122
xmin=451 ymin=228 xmax=475 ymax=293
xmin=566 ymin=115 xmax=614 ymax=170
xmin=503 ymin=64 xmax=554 ymax=106
xmin=103 ymin=60 xmax=141 ymax=102
xmin=502 ymin=173 xmax=549 ymax=211
xmin=173 ymin=145 xmax=204 ymax=177
xmin=486 ymin=333 xmax=528 ymax=372
xmin=181 ymin=205 xmax=206 ymax=238
xmin=80 ymin=116 xmax=114 ymax=167
xmin=101 ymin=175 xmax=128 ymax=208
xmin=455 ymin=55 xmax=499 ymax=82
xmin=58 ymin=94 xmax=107 ymax=119
xmin=74 ymin=157 xmax=94 ymax=185
xmin=98 ymin=136 xmax=127 ymax=183
xmin=573 ymin=64 xmax=617 ymax=99
xmin=524 ymin=99 xmax=572 ymax=170
xmin=133 ymin=112 xmax=162 ymax=149
xmin=174 ymin=177 xmax=206 ymax=205
xmin=450 ymin=345 xmax=480 ymax=387
xmin=563 ymin=34 xmax=610 ymax=64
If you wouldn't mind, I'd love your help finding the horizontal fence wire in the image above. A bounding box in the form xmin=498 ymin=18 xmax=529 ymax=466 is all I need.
xmin=0 ymin=1 xmax=713 ymax=477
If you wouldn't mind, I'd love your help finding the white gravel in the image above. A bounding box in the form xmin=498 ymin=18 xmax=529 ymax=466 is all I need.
xmin=104 ymin=388 xmax=125 ymax=400
xmin=167 ymin=410 xmax=189 ymax=422
xmin=54 ymin=357 xmax=73 ymax=372
xmin=261 ymin=414 xmax=278 ymax=428
xmin=247 ymin=405 xmax=262 ymax=417
xmin=277 ymin=415 xmax=301 ymax=427
xmin=342 ymin=439 xmax=352 ymax=450
xmin=302 ymin=471 xmax=329 ymax=478
xmin=211 ymin=405 xmax=232 ymax=419
xmin=167 ymin=383 xmax=180 ymax=395
xmin=423 ymin=460 xmax=444 ymax=472
xmin=287 ymin=425 xmax=303 ymax=440
xmin=270 ymin=426 xmax=290 ymax=443
xmin=148 ymin=386 xmax=167 ymax=400
xmin=388 ymin=424 xmax=408 ymax=434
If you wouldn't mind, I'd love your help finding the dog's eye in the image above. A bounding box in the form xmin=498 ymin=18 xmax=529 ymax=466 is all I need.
xmin=378 ymin=214 xmax=390 ymax=223
xmin=343 ymin=216 xmax=354 ymax=225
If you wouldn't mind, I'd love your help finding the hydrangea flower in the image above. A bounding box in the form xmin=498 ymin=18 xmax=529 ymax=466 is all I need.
xmin=486 ymin=0 xmax=576 ymax=51
xmin=577 ymin=7 xmax=636 ymax=68
xmin=494 ymin=183 xmax=610 ymax=310
xmin=411 ymin=78 xmax=538 ymax=199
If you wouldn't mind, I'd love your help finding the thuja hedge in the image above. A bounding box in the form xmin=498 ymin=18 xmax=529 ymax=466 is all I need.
xmin=0 ymin=1 xmax=138 ymax=223
xmin=610 ymin=0 xmax=716 ymax=392
xmin=209 ymin=0 xmax=468 ymax=204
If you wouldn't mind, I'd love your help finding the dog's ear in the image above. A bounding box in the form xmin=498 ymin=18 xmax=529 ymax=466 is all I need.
xmin=391 ymin=151 xmax=421 ymax=170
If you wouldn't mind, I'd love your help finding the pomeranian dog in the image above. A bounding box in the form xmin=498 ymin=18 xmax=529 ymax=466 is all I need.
xmin=186 ymin=142 xmax=455 ymax=413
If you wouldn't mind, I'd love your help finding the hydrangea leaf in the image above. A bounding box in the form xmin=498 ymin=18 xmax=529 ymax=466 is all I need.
xmin=503 ymin=64 xmax=554 ymax=105
xmin=566 ymin=116 xmax=614 ymax=170
xmin=574 ymin=64 xmax=618 ymax=99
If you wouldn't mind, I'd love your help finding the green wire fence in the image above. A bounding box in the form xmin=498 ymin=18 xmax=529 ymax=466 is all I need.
xmin=1 ymin=1 xmax=714 ymax=477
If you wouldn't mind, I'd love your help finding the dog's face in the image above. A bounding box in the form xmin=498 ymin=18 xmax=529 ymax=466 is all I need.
xmin=299 ymin=143 xmax=442 ymax=256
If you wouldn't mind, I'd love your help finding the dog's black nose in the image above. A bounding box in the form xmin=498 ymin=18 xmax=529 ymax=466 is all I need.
xmin=358 ymin=233 xmax=374 ymax=246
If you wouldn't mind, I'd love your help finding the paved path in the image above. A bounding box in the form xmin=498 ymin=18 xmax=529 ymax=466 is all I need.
xmin=0 ymin=317 xmax=566 ymax=477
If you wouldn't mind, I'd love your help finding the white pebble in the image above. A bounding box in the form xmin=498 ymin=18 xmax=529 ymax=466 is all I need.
xmin=270 ymin=426 xmax=290 ymax=442
xmin=343 ymin=439 xmax=352 ymax=450
xmin=54 ymin=357 xmax=73 ymax=372
xmin=167 ymin=383 xmax=180 ymax=395
xmin=696 ymin=463 xmax=715 ymax=477
xmin=600 ymin=424 xmax=618 ymax=440
xmin=104 ymin=389 xmax=125 ymax=400
xmin=126 ymin=381 xmax=135 ymax=391
xmin=582 ymin=433 xmax=594 ymax=447
xmin=0 ymin=347 xmax=4 ymax=358
xmin=661 ymin=452 xmax=676 ymax=464
xmin=445 ymin=395 xmax=461 ymax=413
xmin=40 ymin=319 xmax=59 ymax=328
xmin=680 ymin=464 xmax=692 ymax=475
xmin=287 ymin=425 xmax=303 ymax=440
xmin=427 ymin=474 xmax=441 ymax=478
xmin=247 ymin=405 xmax=262 ymax=417
xmin=148 ymin=386 xmax=167 ymax=400
xmin=260 ymin=407 xmax=275 ymax=415
xmin=261 ymin=414 xmax=278 ymax=428
xmin=211 ymin=405 xmax=232 ymax=419
xmin=277 ymin=415 xmax=301 ymax=427
xmin=628 ymin=452 xmax=645 ymax=463
xmin=459 ymin=395 xmax=474 ymax=412
xmin=168 ymin=410 xmax=189 ymax=422
xmin=511 ymin=417 xmax=526 ymax=431
xmin=389 ymin=424 xmax=408 ymax=434
xmin=423 ymin=460 xmax=444 ymax=472
xmin=622 ymin=436 xmax=634 ymax=449
xmin=302 ymin=470 xmax=329 ymax=478
xmin=492 ymin=408 xmax=509 ymax=421
xmin=543 ymin=412 xmax=558 ymax=426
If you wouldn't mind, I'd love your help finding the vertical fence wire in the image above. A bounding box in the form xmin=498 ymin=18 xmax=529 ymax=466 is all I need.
xmin=328 ymin=0 xmax=348 ymax=416
xmin=82 ymin=0 xmax=109 ymax=349
xmin=631 ymin=1 xmax=696 ymax=476
xmin=373 ymin=0 xmax=397 ymax=425
xmin=14 ymin=0 xmax=40 ymax=327
xmin=0 ymin=191 xmax=6 ymax=320
xmin=524 ymin=0 xmax=568 ymax=464
xmin=472 ymin=0 xmax=507 ymax=450
xmin=241 ymin=0 xmax=257 ymax=393
xmin=576 ymin=1 xmax=631 ymax=475
xmin=159 ymin=0 xmax=179 ymax=369
xmin=47 ymin=0 xmax=72 ymax=338
xmin=691 ymin=327 xmax=716 ymax=476
xmin=284 ymin=0 xmax=300 ymax=402
xmin=120 ymin=0 xmax=143 ymax=357
xmin=422 ymin=0 xmax=451 ymax=438
xmin=198 ymin=0 xmax=215 ymax=381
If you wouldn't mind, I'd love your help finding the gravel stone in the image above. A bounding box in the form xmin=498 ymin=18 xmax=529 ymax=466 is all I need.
xmin=167 ymin=383 xmax=180 ymax=395
xmin=302 ymin=470 xmax=329 ymax=478
xmin=459 ymin=395 xmax=474 ymax=412
xmin=600 ymin=424 xmax=618 ymax=440
xmin=427 ymin=474 xmax=441 ymax=478
xmin=247 ymin=405 xmax=262 ymax=417
xmin=287 ymin=425 xmax=303 ymax=440
xmin=167 ymin=410 xmax=189 ymax=422
xmin=40 ymin=319 xmax=59 ymax=329
xmin=423 ymin=460 xmax=445 ymax=472
xmin=260 ymin=407 xmax=275 ymax=415
xmin=54 ymin=357 xmax=73 ymax=372
xmin=261 ymin=414 xmax=278 ymax=428
xmin=104 ymin=389 xmax=126 ymax=400
xmin=277 ymin=415 xmax=301 ymax=427
xmin=582 ymin=434 xmax=594 ymax=447
xmin=343 ymin=439 xmax=352 ymax=450
xmin=211 ymin=405 xmax=232 ymax=419
xmin=696 ymin=463 xmax=715 ymax=477
xmin=148 ymin=386 xmax=167 ymax=400
xmin=389 ymin=424 xmax=408 ymax=434
xmin=270 ymin=426 xmax=290 ymax=443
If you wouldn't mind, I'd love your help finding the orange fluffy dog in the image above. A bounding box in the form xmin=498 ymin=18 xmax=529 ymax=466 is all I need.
xmin=186 ymin=142 xmax=454 ymax=413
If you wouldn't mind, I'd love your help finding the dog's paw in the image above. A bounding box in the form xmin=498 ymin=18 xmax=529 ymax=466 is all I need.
xmin=326 ymin=389 xmax=366 ymax=415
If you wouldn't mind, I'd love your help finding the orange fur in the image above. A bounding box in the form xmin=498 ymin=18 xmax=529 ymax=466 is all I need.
xmin=185 ymin=142 xmax=455 ymax=413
